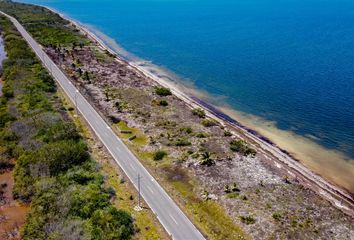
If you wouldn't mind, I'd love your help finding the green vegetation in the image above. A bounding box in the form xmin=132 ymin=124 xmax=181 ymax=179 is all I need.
xmin=180 ymin=126 xmax=193 ymax=134
xmin=153 ymin=150 xmax=168 ymax=161
xmin=175 ymin=138 xmax=192 ymax=147
xmin=0 ymin=0 xmax=88 ymax=47
xmin=226 ymin=192 xmax=240 ymax=199
xmin=115 ymin=121 xmax=147 ymax=146
xmin=230 ymin=140 xmax=257 ymax=157
xmin=272 ymin=212 xmax=282 ymax=221
xmin=224 ymin=183 xmax=240 ymax=193
xmin=239 ymin=216 xmax=256 ymax=225
xmin=196 ymin=132 xmax=208 ymax=138
xmin=192 ymin=108 xmax=206 ymax=118
xmin=224 ymin=130 xmax=232 ymax=137
xmin=166 ymin=172 xmax=248 ymax=240
xmin=0 ymin=15 xmax=133 ymax=239
xmin=199 ymin=152 xmax=215 ymax=166
xmin=154 ymin=86 xmax=172 ymax=96
xmin=158 ymin=99 xmax=168 ymax=106
xmin=201 ymin=118 xmax=217 ymax=127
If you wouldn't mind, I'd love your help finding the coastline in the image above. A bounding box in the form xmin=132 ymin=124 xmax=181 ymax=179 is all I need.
xmin=50 ymin=7 xmax=354 ymax=216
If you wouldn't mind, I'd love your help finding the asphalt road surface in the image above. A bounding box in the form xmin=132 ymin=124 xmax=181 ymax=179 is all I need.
xmin=1 ymin=11 xmax=206 ymax=240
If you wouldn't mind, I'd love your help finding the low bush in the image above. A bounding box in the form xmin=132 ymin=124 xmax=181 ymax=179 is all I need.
xmin=224 ymin=130 xmax=232 ymax=137
xmin=180 ymin=127 xmax=193 ymax=134
xmin=199 ymin=152 xmax=215 ymax=166
xmin=226 ymin=192 xmax=239 ymax=199
xmin=158 ymin=100 xmax=168 ymax=106
xmin=201 ymin=119 xmax=217 ymax=127
xmin=272 ymin=212 xmax=282 ymax=221
xmin=175 ymin=138 xmax=191 ymax=147
xmin=0 ymin=14 xmax=134 ymax=239
xmin=154 ymin=86 xmax=171 ymax=96
xmin=192 ymin=108 xmax=206 ymax=118
xmin=230 ymin=140 xmax=256 ymax=157
xmin=0 ymin=1 xmax=88 ymax=48
xmin=153 ymin=150 xmax=167 ymax=161
xmin=240 ymin=215 xmax=256 ymax=225
xmin=196 ymin=132 xmax=208 ymax=138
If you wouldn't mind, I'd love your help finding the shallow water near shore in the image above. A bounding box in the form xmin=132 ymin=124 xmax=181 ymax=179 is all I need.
xmin=19 ymin=0 xmax=354 ymax=192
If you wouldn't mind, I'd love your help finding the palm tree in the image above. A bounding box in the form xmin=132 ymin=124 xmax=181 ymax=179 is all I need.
xmin=200 ymin=152 xmax=214 ymax=166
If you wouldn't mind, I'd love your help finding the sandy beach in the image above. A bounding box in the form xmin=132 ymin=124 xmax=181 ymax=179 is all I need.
xmin=47 ymin=7 xmax=354 ymax=217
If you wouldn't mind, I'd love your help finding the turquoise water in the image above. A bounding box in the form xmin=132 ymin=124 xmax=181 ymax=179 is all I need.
xmin=21 ymin=0 xmax=354 ymax=160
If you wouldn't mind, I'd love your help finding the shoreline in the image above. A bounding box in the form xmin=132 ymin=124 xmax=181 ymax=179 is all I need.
xmin=50 ymin=7 xmax=354 ymax=216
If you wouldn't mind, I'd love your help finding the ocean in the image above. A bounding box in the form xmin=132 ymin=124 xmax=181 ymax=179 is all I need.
xmin=18 ymin=0 xmax=354 ymax=191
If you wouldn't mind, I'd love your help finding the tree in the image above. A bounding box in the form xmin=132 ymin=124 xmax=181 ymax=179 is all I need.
xmin=88 ymin=207 xmax=134 ymax=240
xmin=69 ymin=183 xmax=110 ymax=218
xmin=200 ymin=152 xmax=215 ymax=166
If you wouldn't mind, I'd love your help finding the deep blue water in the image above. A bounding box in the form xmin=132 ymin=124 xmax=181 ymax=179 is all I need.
xmin=21 ymin=0 xmax=354 ymax=159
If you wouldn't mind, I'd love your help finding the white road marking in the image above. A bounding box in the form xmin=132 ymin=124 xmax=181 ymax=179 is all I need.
xmin=130 ymin=163 xmax=136 ymax=171
xmin=1 ymin=12 xmax=206 ymax=240
xmin=170 ymin=214 xmax=178 ymax=225
xmin=147 ymin=186 xmax=154 ymax=194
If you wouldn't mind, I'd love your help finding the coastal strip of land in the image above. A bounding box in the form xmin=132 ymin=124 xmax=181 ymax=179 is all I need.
xmin=0 ymin=9 xmax=206 ymax=240
xmin=0 ymin=14 xmax=135 ymax=240
xmin=64 ymin=9 xmax=354 ymax=216
xmin=1 ymin=1 xmax=353 ymax=239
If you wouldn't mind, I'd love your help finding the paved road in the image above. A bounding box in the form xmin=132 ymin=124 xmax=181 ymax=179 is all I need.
xmin=1 ymin=11 xmax=205 ymax=240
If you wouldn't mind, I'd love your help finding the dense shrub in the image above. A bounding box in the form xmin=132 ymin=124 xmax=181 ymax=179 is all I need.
xmin=199 ymin=152 xmax=215 ymax=166
xmin=239 ymin=215 xmax=256 ymax=225
xmin=0 ymin=1 xmax=88 ymax=47
xmin=224 ymin=130 xmax=232 ymax=137
xmin=201 ymin=118 xmax=217 ymax=127
xmin=0 ymin=13 xmax=134 ymax=239
xmin=192 ymin=108 xmax=206 ymax=118
xmin=154 ymin=86 xmax=172 ymax=96
xmin=180 ymin=127 xmax=193 ymax=134
xmin=153 ymin=150 xmax=167 ymax=161
xmin=230 ymin=140 xmax=256 ymax=157
xmin=88 ymin=206 xmax=134 ymax=240
xmin=158 ymin=99 xmax=168 ymax=106
xmin=37 ymin=121 xmax=81 ymax=143
xmin=272 ymin=212 xmax=282 ymax=221
xmin=196 ymin=132 xmax=208 ymax=138
xmin=69 ymin=183 xmax=111 ymax=218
